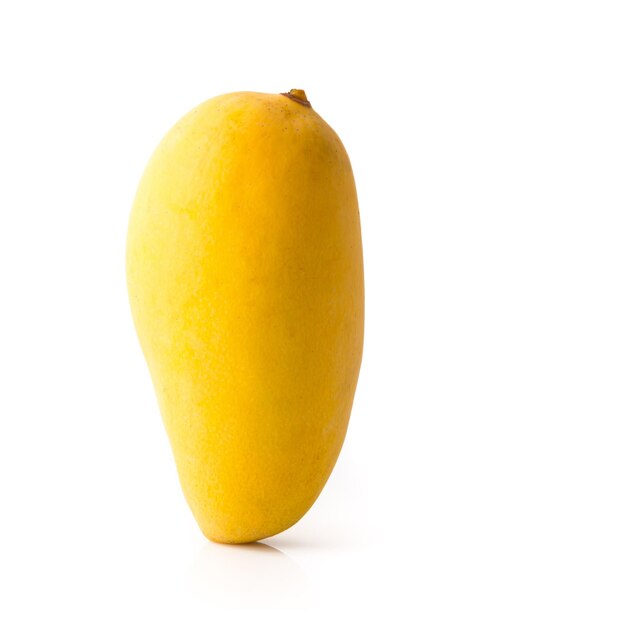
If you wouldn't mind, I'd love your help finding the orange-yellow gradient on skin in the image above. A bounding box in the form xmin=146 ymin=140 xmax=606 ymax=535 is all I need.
xmin=126 ymin=90 xmax=364 ymax=544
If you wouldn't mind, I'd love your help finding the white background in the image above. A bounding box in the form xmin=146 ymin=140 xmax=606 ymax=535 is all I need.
xmin=1 ymin=1 xmax=625 ymax=623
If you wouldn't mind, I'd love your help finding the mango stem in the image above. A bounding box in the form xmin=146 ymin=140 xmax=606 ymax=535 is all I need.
xmin=281 ymin=89 xmax=311 ymax=107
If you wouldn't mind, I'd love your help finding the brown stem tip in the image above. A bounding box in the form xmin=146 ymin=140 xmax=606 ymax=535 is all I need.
xmin=280 ymin=89 xmax=311 ymax=107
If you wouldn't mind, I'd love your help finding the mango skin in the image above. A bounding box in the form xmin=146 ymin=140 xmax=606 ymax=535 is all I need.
xmin=126 ymin=91 xmax=364 ymax=543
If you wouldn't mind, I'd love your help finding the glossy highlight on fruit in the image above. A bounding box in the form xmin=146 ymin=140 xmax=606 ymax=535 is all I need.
xmin=126 ymin=89 xmax=364 ymax=543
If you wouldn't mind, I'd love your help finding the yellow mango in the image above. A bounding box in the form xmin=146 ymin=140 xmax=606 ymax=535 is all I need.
xmin=126 ymin=89 xmax=364 ymax=543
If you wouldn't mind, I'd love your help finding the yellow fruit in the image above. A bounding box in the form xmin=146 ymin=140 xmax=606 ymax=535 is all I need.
xmin=126 ymin=89 xmax=364 ymax=544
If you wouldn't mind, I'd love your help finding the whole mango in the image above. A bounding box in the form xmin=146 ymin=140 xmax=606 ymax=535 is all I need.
xmin=126 ymin=89 xmax=364 ymax=543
